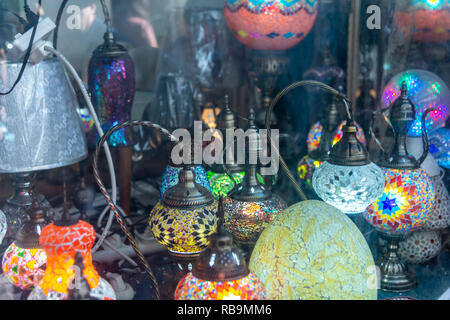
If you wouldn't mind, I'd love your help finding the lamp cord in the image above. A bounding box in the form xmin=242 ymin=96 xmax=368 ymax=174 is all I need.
xmin=93 ymin=120 xmax=179 ymax=300
xmin=99 ymin=0 xmax=113 ymax=32
xmin=265 ymin=80 xmax=351 ymax=202
xmin=52 ymin=0 xmax=68 ymax=50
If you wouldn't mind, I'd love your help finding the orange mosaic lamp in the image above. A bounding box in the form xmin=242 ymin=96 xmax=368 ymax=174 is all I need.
xmin=28 ymin=219 xmax=116 ymax=300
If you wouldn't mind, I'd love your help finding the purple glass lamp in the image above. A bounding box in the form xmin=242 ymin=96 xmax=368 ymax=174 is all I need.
xmin=88 ymin=31 xmax=136 ymax=215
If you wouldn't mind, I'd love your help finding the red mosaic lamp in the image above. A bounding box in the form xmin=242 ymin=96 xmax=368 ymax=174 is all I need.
xmin=28 ymin=214 xmax=116 ymax=300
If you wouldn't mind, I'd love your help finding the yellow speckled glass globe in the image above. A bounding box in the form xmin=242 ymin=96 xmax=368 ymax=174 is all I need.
xmin=249 ymin=200 xmax=377 ymax=300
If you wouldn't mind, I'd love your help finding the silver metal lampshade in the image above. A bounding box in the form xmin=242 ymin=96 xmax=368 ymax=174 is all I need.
xmin=0 ymin=58 xmax=88 ymax=173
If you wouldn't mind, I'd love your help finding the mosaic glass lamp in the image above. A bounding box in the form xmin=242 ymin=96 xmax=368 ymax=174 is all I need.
xmin=394 ymin=0 xmax=450 ymax=42
xmin=160 ymin=164 xmax=211 ymax=199
xmin=175 ymin=198 xmax=266 ymax=300
xmin=312 ymin=99 xmax=385 ymax=215
xmin=223 ymin=109 xmax=287 ymax=247
xmin=382 ymin=70 xmax=449 ymax=137
xmin=363 ymin=82 xmax=436 ymax=292
xmin=149 ymin=167 xmax=218 ymax=262
xmin=28 ymin=216 xmax=116 ymax=300
xmin=2 ymin=200 xmax=49 ymax=290
xmin=224 ymin=0 xmax=319 ymax=51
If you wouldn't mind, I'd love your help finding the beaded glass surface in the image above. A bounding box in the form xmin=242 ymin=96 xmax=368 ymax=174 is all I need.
xmin=312 ymin=162 xmax=385 ymax=214
xmin=175 ymin=272 xmax=266 ymax=300
xmin=382 ymin=70 xmax=450 ymax=136
xmin=394 ymin=0 xmax=450 ymax=42
xmin=306 ymin=121 xmax=367 ymax=154
xmin=223 ymin=195 xmax=287 ymax=244
xmin=2 ymin=243 xmax=46 ymax=290
xmin=160 ymin=165 xmax=211 ymax=198
xmin=398 ymin=230 xmax=442 ymax=264
xmin=363 ymin=168 xmax=435 ymax=236
xmin=209 ymin=172 xmax=245 ymax=200
xmin=249 ymin=200 xmax=377 ymax=300
xmin=149 ymin=202 xmax=218 ymax=256
xmin=224 ymin=0 xmax=319 ymax=50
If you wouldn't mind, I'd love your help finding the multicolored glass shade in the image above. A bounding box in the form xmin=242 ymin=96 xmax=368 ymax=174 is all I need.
xmin=363 ymin=168 xmax=435 ymax=236
xmin=382 ymin=70 xmax=450 ymax=137
xmin=394 ymin=0 xmax=450 ymax=42
xmin=208 ymin=171 xmax=265 ymax=200
xmin=297 ymin=155 xmax=322 ymax=185
xmin=224 ymin=0 xmax=319 ymax=50
xmin=306 ymin=121 xmax=367 ymax=154
xmin=160 ymin=165 xmax=211 ymax=198
xmin=313 ymin=162 xmax=385 ymax=214
xmin=88 ymin=37 xmax=136 ymax=148
xmin=250 ymin=200 xmax=377 ymax=300
xmin=28 ymin=220 xmax=116 ymax=300
xmin=223 ymin=195 xmax=287 ymax=244
xmin=149 ymin=202 xmax=218 ymax=257
xmin=429 ymin=128 xmax=450 ymax=169
xmin=398 ymin=230 xmax=442 ymax=264
xmin=424 ymin=174 xmax=450 ymax=230
xmin=175 ymin=272 xmax=266 ymax=300
xmin=2 ymin=243 xmax=46 ymax=290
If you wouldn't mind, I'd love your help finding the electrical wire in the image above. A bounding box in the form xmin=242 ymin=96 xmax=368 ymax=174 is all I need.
xmin=52 ymin=0 xmax=68 ymax=50
xmin=0 ymin=0 xmax=41 ymax=96
xmin=94 ymin=232 xmax=138 ymax=267
xmin=92 ymin=121 xmax=179 ymax=300
xmin=264 ymin=80 xmax=351 ymax=202
xmin=43 ymin=45 xmax=119 ymax=255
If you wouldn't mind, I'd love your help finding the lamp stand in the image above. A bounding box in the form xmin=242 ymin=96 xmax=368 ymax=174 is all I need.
xmin=2 ymin=172 xmax=53 ymax=240
xmin=377 ymin=234 xmax=417 ymax=292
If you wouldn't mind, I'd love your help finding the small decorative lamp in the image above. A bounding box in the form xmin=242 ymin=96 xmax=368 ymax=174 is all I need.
xmin=149 ymin=167 xmax=218 ymax=261
xmin=394 ymin=0 xmax=450 ymax=42
xmin=175 ymin=198 xmax=266 ymax=300
xmin=363 ymin=82 xmax=436 ymax=292
xmin=2 ymin=199 xmax=49 ymax=290
xmin=312 ymin=99 xmax=385 ymax=215
xmin=224 ymin=0 xmax=319 ymax=51
xmin=0 ymin=58 xmax=88 ymax=238
xmin=160 ymin=163 xmax=211 ymax=199
xmin=382 ymin=70 xmax=449 ymax=137
xmin=224 ymin=109 xmax=287 ymax=247
xmin=428 ymin=128 xmax=450 ymax=169
xmin=398 ymin=229 xmax=442 ymax=264
xmin=28 ymin=215 xmax=116 ymax=300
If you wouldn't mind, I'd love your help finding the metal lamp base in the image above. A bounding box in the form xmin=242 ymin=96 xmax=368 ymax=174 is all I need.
xmin=377 ymin=235 xmax=417 ymax=292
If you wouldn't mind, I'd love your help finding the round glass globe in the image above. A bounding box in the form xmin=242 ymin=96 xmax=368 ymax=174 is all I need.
xmin=382 ymin=70 xmax=450 ymax=136
xmin=2 ymin=243 xmax=46 ymax=290
xmin=398 ymin=230 xmax=442 ymax=264
xmin=224 ymin=0 xmax=318 ymax=50
xmin=175 ymin=272 xmax=266 ymax=300
xmin=312 ymin=162 xmax=385 ymax=214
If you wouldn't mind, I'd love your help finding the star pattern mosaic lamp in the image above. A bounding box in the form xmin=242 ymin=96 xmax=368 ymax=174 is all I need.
xmin=175 ymin=199 xmax=266 ymax=300
xmin=363 ymin=82 xmax=436 ymax=292
xmin=28 ymin=219 xmax=116 ymax=300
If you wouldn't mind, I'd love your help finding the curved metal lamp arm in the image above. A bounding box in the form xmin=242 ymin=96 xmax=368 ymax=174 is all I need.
xmin=264 ymin=80 xmax=351 ymax=202
xmin=418 ymin=108 xmax=438 ymax=166
xmin=92 ymin=120 xmax=179 ymax=300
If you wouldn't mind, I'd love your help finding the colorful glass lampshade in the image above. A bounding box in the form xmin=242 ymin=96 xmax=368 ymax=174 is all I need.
xmin=429 ymin=127 xmax=450 ymax=169
xmin=28 ymin=220 xmax=116 ymax=300
xmin=249 ymin=200 xmax=377 ymax=300
xmin=175 ymin=199 xmax=266 ymax=300
xmin=149 ymin=167 xmax=218 ymax=260
xmin=382 ymin=70 xmax=450 ymax=137
xmin=224 ymin=0 xmax=319 ymax=50
xmin=223 ymin=110 xmax=287 ymax=245
xmin=398 ymin=230 xmax=442 ymax=264
xmin=297 ymin=155 xmax=322 ymax=185
xmin=160 ymin=164 xmax=211 ymax=199
xmin=306 ymin=121 xmax=367 ymax=154
xmin=2 ymin=201 xmax=49 ymax=290
xmin=312 ymin=120 xmax=385 ymax=215
xmin=88 ymin=32 xmax=136 ymax=147
xmin=424 ymin=174 xmax=450 ymax=230
xmin=394 ymin=0 xmax=450 ymax=42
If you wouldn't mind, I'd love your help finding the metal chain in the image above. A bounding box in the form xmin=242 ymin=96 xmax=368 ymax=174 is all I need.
xmin=92 ymin=120 xmax=179 ymax=300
